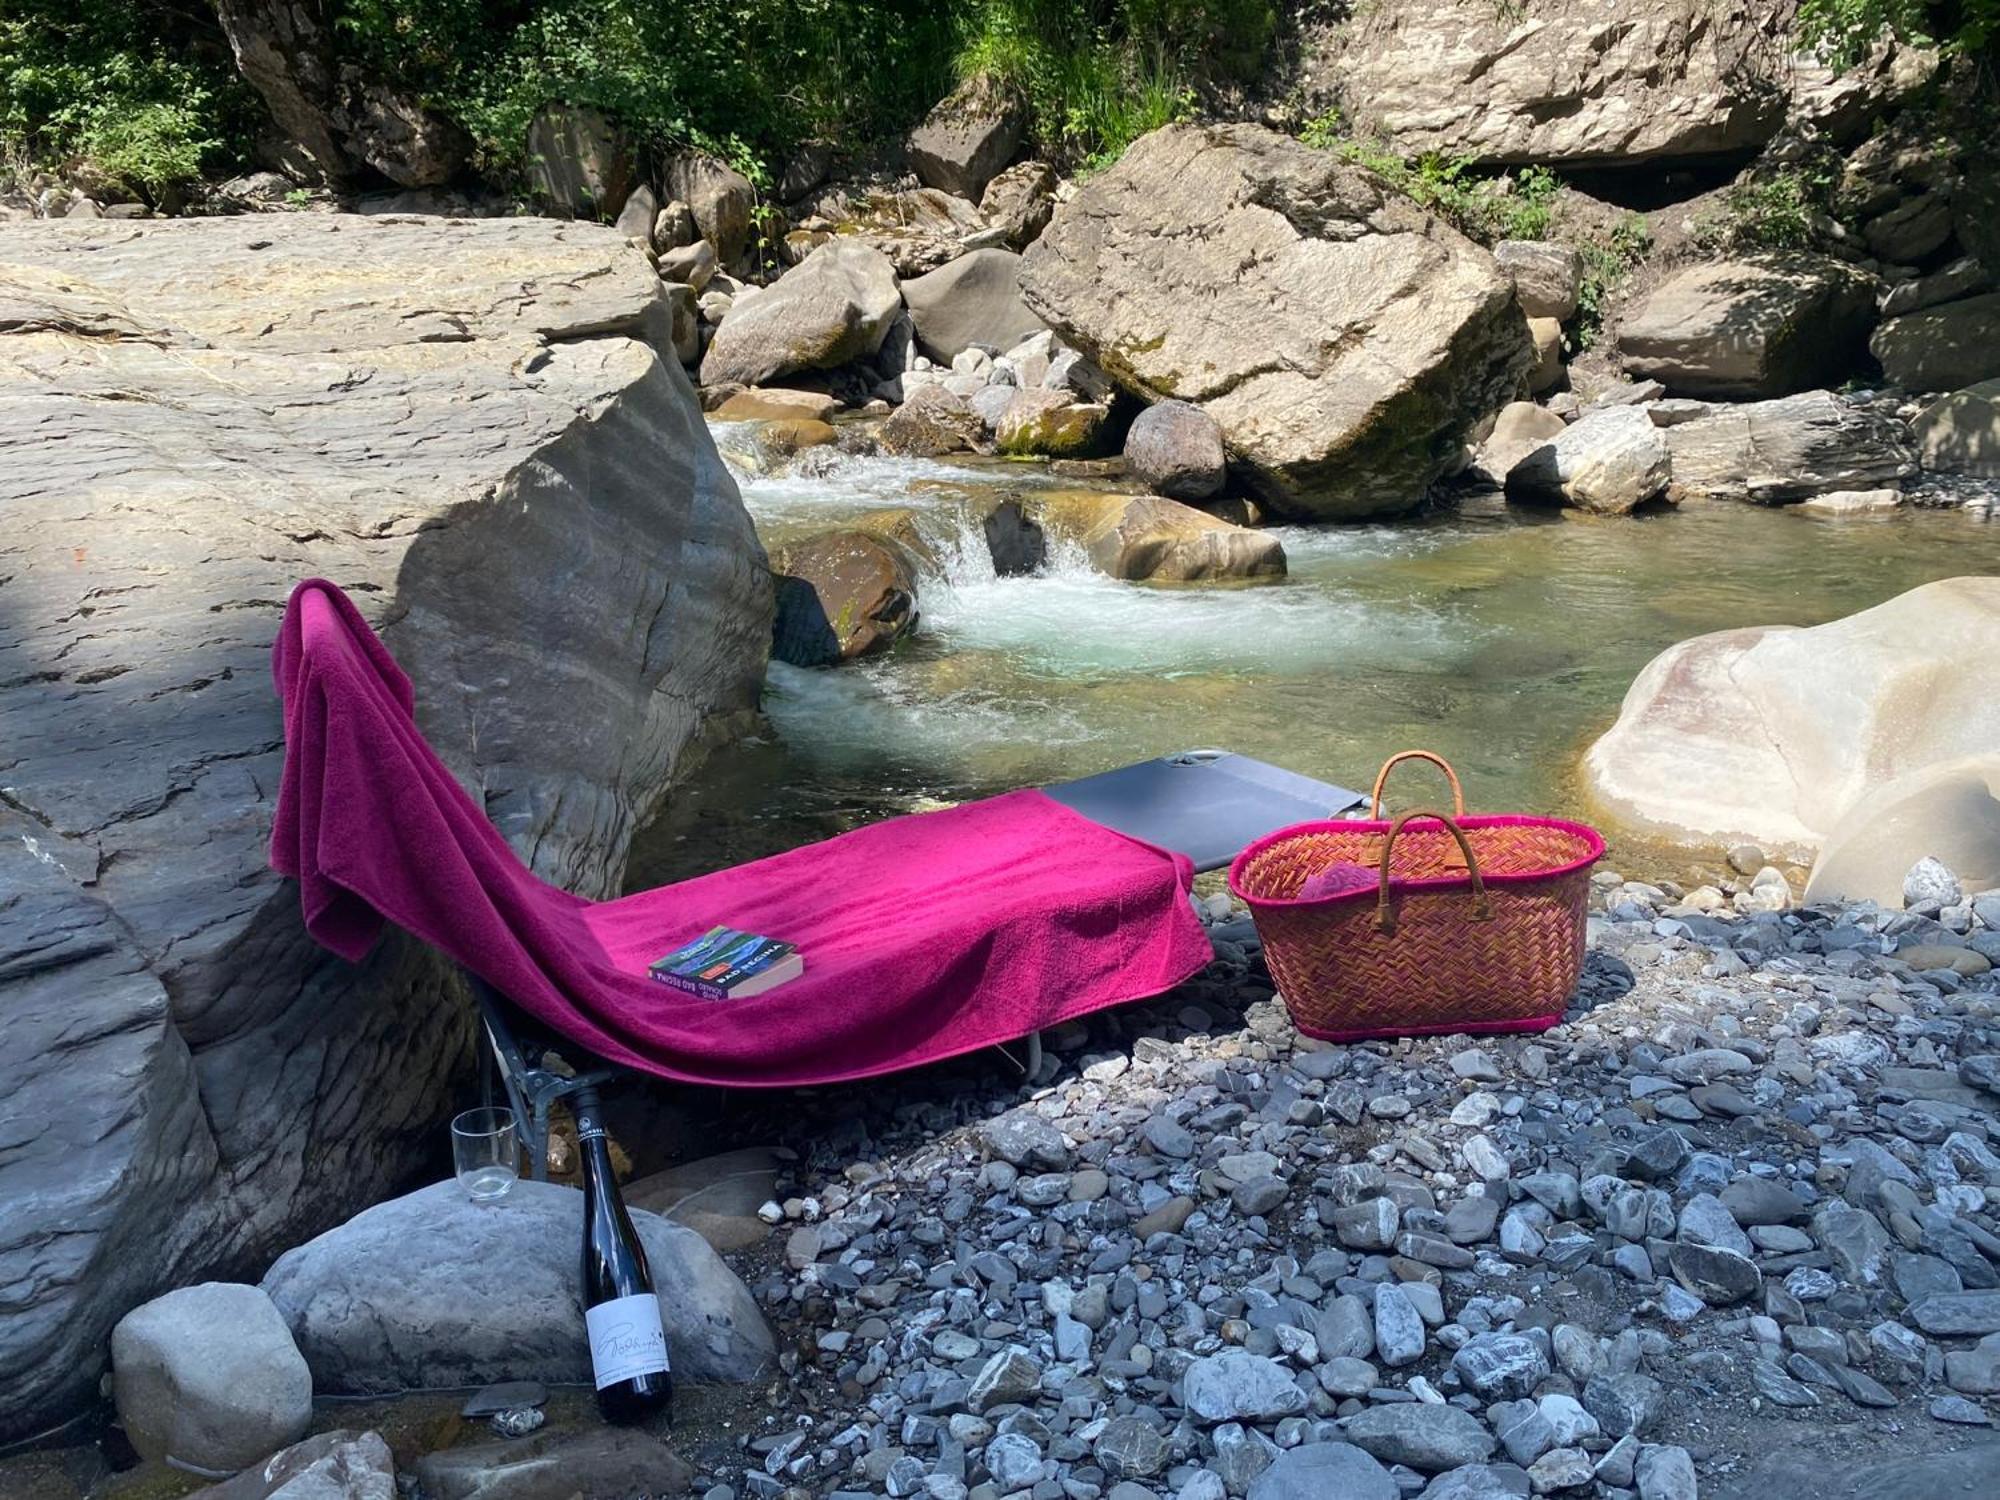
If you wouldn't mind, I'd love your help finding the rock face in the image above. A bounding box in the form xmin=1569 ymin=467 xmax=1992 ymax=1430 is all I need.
xmin=1583 ymin=577 xmax=2000 ymax=856
xmin=1619 ymin=255 xmax=1877 ymax=399
xmin=900 ymin=249 xmax=1044 ymax=362
xmin=1328 ymin=0 xmax=1790 ymax=166
xmin=772 ymin=531 xmax=923 ymax=666
xmin=1872 ymin=292 xmax=2000 ymax=392
xmin=907 ymin=75 xmax=1024 ymax=200
xmin=1124 ymin=400 xmax=1228 ymax=501
xmin=1028 ymin=492 xmax=1286 ymax=582
xmin=111 ymin=1283 xmax=312 ymax=1472
xmin=1804 ymin=756 xmax=2000 ymax=907
xmin=1913 ymin=380 xmax=2000 ymax=476
xmin=1506 ymin=407 xmax=1671 ymax=514
xmin=0 ymin=216 xmax=772 ymax=1442
xmin=1021 ymin=124 xmax=1529 ymax=520
xmin=1662 ymin=391 xmax=1917 ymax=502
xmin=703 ymin=240 xmax=902 ymax=387
xmin=1495 ymin=241 xmax=1584 ymax=321
xmin=260 ymin=1181 xmax=774 ymax=1390
xmin=524 ymin=105 xmax=633 ymax=219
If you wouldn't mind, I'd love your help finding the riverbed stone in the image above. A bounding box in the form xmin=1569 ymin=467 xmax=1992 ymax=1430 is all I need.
xmin=1247 ymin=1442 xmax=1397 ymax=1500
xmin=1805 ymin=757 xmax=2000 ymax=908
xmin=189 ymin=1430 xmax=395 ymax=1500
xmin=1125 ymin=399 xmax=1228 ymax=500
xmin=772 ymin=530 xmax=922 ymax=666
xmin=663 ymin=151 xmax=756 ymax=267
xmin=995 ymin=390 xmax=1108 ymax=457
xmin=1025 ymin=491 xmax=1285 ymax=582
xmin=1506 ymin=405 xmax=1670 ymax=514
xmin=260 ymin=1181 xmax=772 ymax=1391
xmin=412 ymin=1426 xmax=690 ymax=1500
xmin=1021 ymin=122 xmax=1528 ymax=519
xmin=900 ymin=249 xmax=1043 ymax=363
xmin=703 ymin=240 xmax=901 ymax=387
xmin=1912 ymin=378 xmax=2000 ymax=477
xmin=1476 ymin=401 xmax=1568 ymax=483
xmin=907 ymin=75 xmax=1023 ymax=201
xmin=1619 ymin=254 xmax=1876 ymax=399
xmin=1583 ymin=576 xmax=2000 ymax=858
xmin=0 ymin=215 xmax=770 ymax=1444
xmin=879 ymin=384 xmax=990 ymax=457
xmin=1183 ymin=1351 xmax=1309 ymax=1423
xmin=1496 ymin=240 xmax=1584 ymax=320
xmin=112 ymin=1283 xmax=312 ymax=1472
xmin=1453 ymin=1332 xmax=1551 ymax=1400
xmin=1340 ymin=1403 xmax=1497 ymax=1471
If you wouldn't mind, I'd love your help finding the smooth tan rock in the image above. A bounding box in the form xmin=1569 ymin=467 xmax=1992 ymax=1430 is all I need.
xmin=901 ymin=248 xmax=1043 ymax=362
xmin=1528 ymin=315 xmax=1565 ymax=394
xmin=1620 ymin=254 xmax=1877 ymax=399
xmin=1585 ymin=578 xmax=2000 ymax=857
xmin=1911 ymin=379 xmax=2000 ymax=477
xmin=663 ymin=151 xmax=755 ymax=267
xmin=773 ymin=530 xmax=922 ymax=665
xmin=1027 ymin=491 xmax=1285 ymax=582
xmin=625 ymin=1147 xmax=784 ymax=1253
xmin=1898 ymin=942 xmax=1994 ymax=975
xmin=712 ymin=387 xmax=841 ymax=423
xmin=1475 ymin=401 xmax=1567 ymax=482
xmin=1804 ymin=757 xmax=2000 ymax=908
xmin=879 ymin=384 xmax=989 ymax=457
xmin=1021 ymin=124 xmax=1528 ymax=519
xmin=1505 ymin=407 xmax=1669 ymax=514
xmin=1796 ymin=488 xmax=1903 ymax=515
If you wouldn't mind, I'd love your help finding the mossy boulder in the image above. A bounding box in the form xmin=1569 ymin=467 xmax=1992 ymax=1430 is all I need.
xmin=995 ymin=389 xmax=1108 ymax=458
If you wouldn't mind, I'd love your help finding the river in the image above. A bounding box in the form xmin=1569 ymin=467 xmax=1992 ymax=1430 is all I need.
xmin=627 ymin=425 xmax=2000 ymax=886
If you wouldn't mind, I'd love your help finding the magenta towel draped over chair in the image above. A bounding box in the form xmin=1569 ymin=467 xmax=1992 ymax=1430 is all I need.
xmin=269 ymin=579 xmax=1214 ymax=1088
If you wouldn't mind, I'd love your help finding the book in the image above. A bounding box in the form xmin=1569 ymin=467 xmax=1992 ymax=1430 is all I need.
xmin=649 ymin=925 xmax=803 ymax=1000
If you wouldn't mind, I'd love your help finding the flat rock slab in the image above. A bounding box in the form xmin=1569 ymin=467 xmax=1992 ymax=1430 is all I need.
xmin=412 ymin=1425 xmax=691 ymax=1500
xmin=260 ymin=1180 xmax=774 ymax=1391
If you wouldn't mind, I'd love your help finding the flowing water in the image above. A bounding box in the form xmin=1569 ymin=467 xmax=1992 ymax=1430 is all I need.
xmin=628 ymin=425 xmax=2000 ymax=885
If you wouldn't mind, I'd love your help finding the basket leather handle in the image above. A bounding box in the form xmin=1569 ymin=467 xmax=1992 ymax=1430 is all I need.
xmin=1370 ymin=750 xmax=1467 ymax=820
xmin=1375 ymin=810 xmax=1492 ymax=935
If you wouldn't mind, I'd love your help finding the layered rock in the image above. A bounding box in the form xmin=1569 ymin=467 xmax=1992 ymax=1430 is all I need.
xmin=1583 ymin=577 xmax=2000 ymax=856
xmin=1873 ymin=292 xmax=2000 ymax=392
xmin=1027 ymin=492 xmax=1286 ymax=582
xmin=1662 ymin=391 xmax=1917 ymax=502
xmin=1327 ymin=0 xmax=1791 ymax=166
xmin=702 ymin=240 xmax=901 ymax=387
xmin=1618 ymin=255 xmax=1877 ymax=400
xmin=1021 ymin=124 xmax=1529 ymax=520
xmin=0 ymin=215 xmax=772 ymax=1441
xmin=525 ymin=105 xmax=633 ymax=218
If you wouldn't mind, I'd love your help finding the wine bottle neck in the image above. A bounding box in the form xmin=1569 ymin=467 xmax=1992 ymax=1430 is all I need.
xmin=573 ymin=1085 xmax=607 ymax=1144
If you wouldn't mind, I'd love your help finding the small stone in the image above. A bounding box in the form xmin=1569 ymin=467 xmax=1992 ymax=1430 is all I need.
xmin=1905 ymin=856 xmax=1963 ymax=909
xmin=968 ymin=1347 xmax=1042 ymax=1412
xmin=1751 ymin=1359 xmax=1821 ymax=1407
xmin=985 ymin=1432 xmax=1044 ymax=1490
xmin=1373 ymin=1283 xmax=1426 ymax=1367
xmin=1092 ymin=1416 xmax=1167 ymax=1481
xmin=1233 ymin=1175 xmax=1290 ymax=1217
xmin=1245 ymin=1442 xmax=1397 ymax=1500
xmin=1667 ymin=1243 xmax=1761 ymax=1305
xmin=1183 ymin=1350 xmax=1309 ymax=1424
xmin=1339 ymin=1403 xmax=1498 ymax=1472
xmin=979 ymin=1112 xmax=1069 ymax=1171
xmin=1583 ymin=1371 xmax=1662 ymax=1437
xmin=1930 ymin=1394 xmax=1992 ymax=1425
xmin=490 ymin=1406 xmax=544 ymax=1438
xmin=1317 ymin=1356 xmax=1379 ymax=1397
xmin=1528 ymin=1446 xmax=1596 ymax=1493
xmin=1492 ymin=1398 xmax=1557 ymax=1466
xmin=1144 ymin=1116 xmax=1197 ymax=1159
xmin=1452 ymin=1332 xmax=1551 ymax=1401
xmin=1635 ymin=1444 xmax=1698 ymax=1500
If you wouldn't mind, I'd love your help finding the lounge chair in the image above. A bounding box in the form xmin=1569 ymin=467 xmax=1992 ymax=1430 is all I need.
xmin=270 ymin=580 xmax=1362 ymax=1173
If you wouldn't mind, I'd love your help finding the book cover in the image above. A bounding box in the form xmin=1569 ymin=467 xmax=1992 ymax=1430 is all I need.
xmin=650 ymin=926 xmax=802 ymax=998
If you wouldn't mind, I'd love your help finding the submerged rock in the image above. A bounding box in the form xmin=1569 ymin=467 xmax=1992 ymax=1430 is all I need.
xmin=773 ymin=529 xmax=922 ymax=666
xmin=0 ymin=215 xmax=769 ymax=1443
xmin=1583 ymin=576 xmax=2000 ymax=856
xmin=1021 ymin=123 xmax=1528 ymax=519
xmin=260 ymin=1181 xmax=774 ymax=1391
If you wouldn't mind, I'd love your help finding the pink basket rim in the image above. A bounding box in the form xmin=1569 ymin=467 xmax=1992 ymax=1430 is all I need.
xmin=1226 ymin=812 xmax=1606 ymax=909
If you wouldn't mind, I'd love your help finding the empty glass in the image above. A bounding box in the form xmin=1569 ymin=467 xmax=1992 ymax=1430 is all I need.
xmin=452 ymin=1106 xmax=518 ymax=1202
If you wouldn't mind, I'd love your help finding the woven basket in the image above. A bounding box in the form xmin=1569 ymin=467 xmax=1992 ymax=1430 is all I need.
xmin=1227 ymin=751 xmax=1604 ymax=1041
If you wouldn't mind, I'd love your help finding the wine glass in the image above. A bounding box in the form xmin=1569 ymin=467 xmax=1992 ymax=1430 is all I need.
xmin=452 ymin=1106 xmax=519 ymax=1202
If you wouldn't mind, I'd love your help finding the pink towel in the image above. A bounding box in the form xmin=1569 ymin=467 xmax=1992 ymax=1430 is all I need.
xmin=270 ymin=580 xmax=1213 ymax=1088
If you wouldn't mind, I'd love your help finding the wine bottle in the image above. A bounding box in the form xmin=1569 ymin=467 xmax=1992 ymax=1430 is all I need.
xmin=574 ymin=1087 xmax=673 ymax=1423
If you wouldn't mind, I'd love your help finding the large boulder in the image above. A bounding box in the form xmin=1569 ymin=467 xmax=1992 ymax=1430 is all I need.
xmin=524 ymin=105 xmax=634 ymax=219
xmin=1327 ymin=0 xmax=1789 ymax=165
xmin=981 ymin=160 xmax=1057 ymax=249
xmin=111 ymin=1283 xmax=312 ymax=1472
xmin=702 ymin=241 xmax=901 ymax=387
xmin=1662 ymin=391 xmax=1917 ymax=502
xmin=1804 ymin=757 xmax=2000 ymax=908
xmin=663 ymin=152 xmax=756 ymax=268
xmin=900 ymin=248 xmax=1044 ymax=362
xmin=1021 ymin=123 xmax=1529 ymax=520
xmin=1124 ymin=400 xmax=1228 ymax=500
xmin=0 ymin=216 xmax=772 ymax=1442
xmin=1505 ymin=406 xmax=1671 ymax=514
xmin=1495 ymin=240 xmax=1584 ymax=321
xmin=1873 ymin=292 xmax=2000 ymax=392
xmin=907 ymin=75 xmax=1024 ymax=200
xmin=1618 ymin=254 xmax=1877 ymax=399
xmin=772 ymin=531 xmax=923 ymax=666
xmin=1583 ymin=577 xmax=2000 ymax=857
xmin=878 ymin=384 xmax=992 ymax=457
xmin=260 ymin=1180 xmax=774 ymax=1391
xmin=1474 ymin=401 xmax=1567 ymax=482
xmin=1026 ymin=492 xmax=1286 ymax=582
xmin=1912 ymin=379 xmax=2000 ymax=476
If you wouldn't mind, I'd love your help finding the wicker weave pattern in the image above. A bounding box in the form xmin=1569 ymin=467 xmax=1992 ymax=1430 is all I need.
xmin=1228 ymin=755 xmax=1602 ymax=1042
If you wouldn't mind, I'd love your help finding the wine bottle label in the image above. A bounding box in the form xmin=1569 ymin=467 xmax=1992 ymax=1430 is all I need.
xmin=585 ymin=1293 xmax=670 ymax=1388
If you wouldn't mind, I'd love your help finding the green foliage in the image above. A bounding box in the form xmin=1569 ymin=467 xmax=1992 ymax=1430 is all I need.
xmin=1573 ymin=214 xmax=1651 ymax=351
xmin=1296 ymin=110 xmax=1562 ymax=245
xmin=0 ymin=1 xmax=252 ymax=199
xmin=1797 ymin=0 xmax=1997 ymax=66
xmin=1693 ymin=165 xmax=1834 ymax=253
xmin=955 ymin=1 xmax=1271 ymax=171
